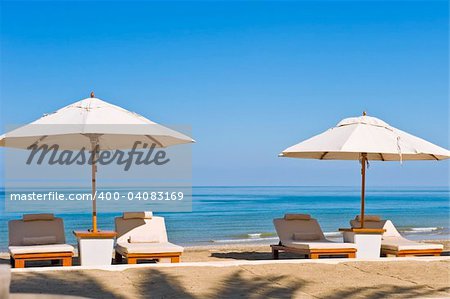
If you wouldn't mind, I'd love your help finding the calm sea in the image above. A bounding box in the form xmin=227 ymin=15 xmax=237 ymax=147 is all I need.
xmin=0 ymin=186 xmax=449 ymax=251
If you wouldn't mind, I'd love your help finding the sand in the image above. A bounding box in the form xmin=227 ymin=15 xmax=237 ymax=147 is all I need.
xmin=3 ymin=240 xmax=450 ymax=299
xmin=8 ymin=259 xmax=450 ymax=298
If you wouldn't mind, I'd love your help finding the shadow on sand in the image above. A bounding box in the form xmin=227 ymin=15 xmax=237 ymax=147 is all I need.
xmin=11 ymin=270 xmax=118 ymax=299
xmin=326 ymin=285 xmax=450 ymax=299
xmin=210 ymin=251 xmax=353 ymax=260
xmin=11 ymin=268 xmax=306 ymax=299
xmin=10 ymin=265 xmax=450 ymax=299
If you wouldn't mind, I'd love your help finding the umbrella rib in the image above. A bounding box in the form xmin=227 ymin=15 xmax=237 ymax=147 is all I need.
xmin=320 ymin=152 xmax=328 ymax=160
xmin=30 ymin=135 xmax=48 ymax=147
xmin=379 ymin=153 xmax=385 ymax=161
xmin=146 ymin=135 xmax=164 ymax=148
xmin=430 ymin=154 xmax=439 ymax=161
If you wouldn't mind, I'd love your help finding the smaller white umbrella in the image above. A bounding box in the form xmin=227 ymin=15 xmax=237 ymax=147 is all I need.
xmin=280 ymin=112 xmax=450 ymax=227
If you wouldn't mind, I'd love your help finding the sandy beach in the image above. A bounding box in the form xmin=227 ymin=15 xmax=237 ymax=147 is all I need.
xmin=3 ymin=240 xmax=449 ymax=299
xmin=9 ymin=260 xmax=450 ymax=299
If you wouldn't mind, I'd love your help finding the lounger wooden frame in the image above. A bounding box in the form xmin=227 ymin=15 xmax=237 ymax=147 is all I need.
xmin=115 ymin=251 xmax=182 ymax=264
xmin=382 ymin=248 xmax=442 ymax=257
xmin=11 ymin=252 xmax=73 ymax=268
xmin=271 ymin=244 xmax=356 ymax=259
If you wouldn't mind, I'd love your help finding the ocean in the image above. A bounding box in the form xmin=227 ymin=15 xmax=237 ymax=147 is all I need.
xmin=0 ymin=186 xmax=448 ymax=251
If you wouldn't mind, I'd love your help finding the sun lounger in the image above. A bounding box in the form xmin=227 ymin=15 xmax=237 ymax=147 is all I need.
xmin=271 ymin=214 xmax=357 ymax=259
xmin=114 ymin=212 xmax=184 ymax=264
xmin=350 ymin=215 xmax=443 ymax=257
xmin=8 ymin=214 xmax=74 ymax=268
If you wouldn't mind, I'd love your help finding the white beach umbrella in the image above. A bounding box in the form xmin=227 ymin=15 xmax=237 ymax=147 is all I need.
xmin=0 ymin=92 xmax=194 ymax=232
xmin=280 ymin=112 xmax=450 ymax=227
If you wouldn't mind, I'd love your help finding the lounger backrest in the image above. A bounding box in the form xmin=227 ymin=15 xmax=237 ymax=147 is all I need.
xmin=115 ymin=216 xmax=168 ymax=243
xmin=350 ymin=219 xmax=401 ymax=238
xmin=381 ymin=220 xmax=402 ymax=237
xmin=273 ymin=218 xmax=326 ymax=243
xmin=8 ymin=218 xmax=66 ymax=246
xmin=350 ymin=219 xmax=385 ymax=230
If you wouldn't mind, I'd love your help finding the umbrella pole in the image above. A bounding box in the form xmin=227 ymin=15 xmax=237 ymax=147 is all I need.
xmin=360 ymin=153 xmax=367 ymax=228
xmin=91 ymin=141 xmax=98 ymax=233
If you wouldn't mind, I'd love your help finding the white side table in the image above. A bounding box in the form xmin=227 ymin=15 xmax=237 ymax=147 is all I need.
xmin=340 ymin=228 xmax=385 ymax=259
xmin=73 ymin=230 xmax=117 ymax=266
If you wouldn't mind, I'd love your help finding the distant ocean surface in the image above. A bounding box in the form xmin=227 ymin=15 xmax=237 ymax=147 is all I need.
xmin=0 ymin=186 xmax=449 ymax=251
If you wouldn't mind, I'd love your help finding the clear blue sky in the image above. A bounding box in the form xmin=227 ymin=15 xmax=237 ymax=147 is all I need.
xmin=0 ymin=1 xmax=448 ymax=187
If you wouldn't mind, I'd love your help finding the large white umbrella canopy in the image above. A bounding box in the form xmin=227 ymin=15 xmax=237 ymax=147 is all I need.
xmin=0 ymin=93 xmax=194 ymax=150
xmin=1 ymin=93 xmax=195 ymax=232
xmin=280 ymin=113 xmax=450 ymax=227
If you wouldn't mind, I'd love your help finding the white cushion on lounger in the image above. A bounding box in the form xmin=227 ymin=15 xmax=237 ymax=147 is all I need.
xmin=128 ymin=235 xmax=160 ymax=243
xmin=283 ymin=241 xmax=357 ymax=250
xmin=9 ymin=244 xmax=74 ymax=255
xmin=115 ymin=242 xmax=184 ymax=255
xmin=381 ymin=237 xmax=443 ymax=251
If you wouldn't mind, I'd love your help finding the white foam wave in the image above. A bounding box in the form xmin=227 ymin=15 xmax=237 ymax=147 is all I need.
xmin=402 ymin=227 xmax=443 ymax=233
xmin=247 ymin=233 xmax=262 ymax=238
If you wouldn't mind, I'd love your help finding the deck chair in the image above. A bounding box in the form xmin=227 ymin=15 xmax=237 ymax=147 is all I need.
xmin=114 ymin=212 xmax=183 ymax=264
xmin=271 ymin=214 xmax=356 ymax=259
xmin=350 ymin=215 xmax=443 ymax=257
xmin=8 ymin=214 xmax=74 ymax=268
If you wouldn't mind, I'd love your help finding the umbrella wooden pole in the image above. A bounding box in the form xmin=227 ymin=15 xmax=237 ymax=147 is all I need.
xmin=91 ymin=141 xmax=98 ymax=233
xmin=360 ymin=154 xmax=367 ymax=228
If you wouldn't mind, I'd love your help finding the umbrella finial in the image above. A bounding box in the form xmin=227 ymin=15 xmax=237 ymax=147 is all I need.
xmin=362 ymin=111 xmax=367 ymax=116
xmin=90 ymin=91 xmax=95 ymax=98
